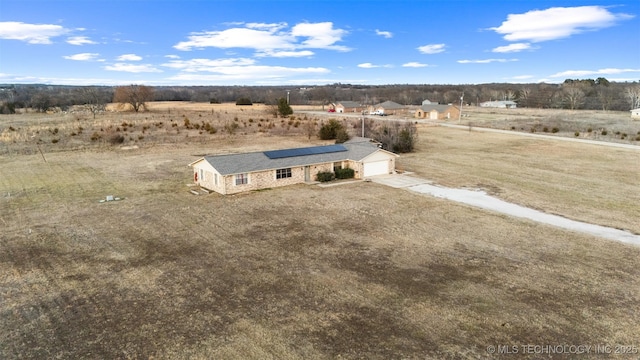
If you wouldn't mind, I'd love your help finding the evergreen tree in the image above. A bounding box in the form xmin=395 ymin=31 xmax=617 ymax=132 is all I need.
xmin=277 ymin=97 xmax=293 ymax=117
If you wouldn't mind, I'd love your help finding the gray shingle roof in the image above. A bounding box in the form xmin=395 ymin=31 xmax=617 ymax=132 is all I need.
xmin=201 ymin=142 xmax=386 ymax=175
xmin=336 ymin=101 xmax=360 ymax=108
xmin=376 ymin=101 xmax=404 ymax=109
xmin=419 ymin=104 xmax=456 ymax=112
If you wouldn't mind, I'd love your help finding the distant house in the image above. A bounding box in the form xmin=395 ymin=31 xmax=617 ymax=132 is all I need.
xmin=334 ymin=101 xmax=363 ymax=113
xmin=631 ymin=108 xmax=640 ymax=119
xmin=480 ymin=100 xmax=517 ymax=108
xmin=415 ymin=104 xmax=460 ymax=120
xmin=189 ymin=139 xmax=399 ymax=195
xmin=371 ymin=100 xmax=405 ymax=115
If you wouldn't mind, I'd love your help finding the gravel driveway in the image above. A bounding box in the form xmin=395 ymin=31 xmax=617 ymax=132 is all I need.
xmin=371 ymin=174 xmax=640 ymax=246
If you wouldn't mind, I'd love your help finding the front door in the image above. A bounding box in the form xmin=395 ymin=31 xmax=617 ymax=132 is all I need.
xmin=304 ymin=166 xmax=310 ymax=182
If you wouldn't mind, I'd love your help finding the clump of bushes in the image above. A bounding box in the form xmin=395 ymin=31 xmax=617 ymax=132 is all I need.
xmin=551 ymin=127 xmax=559 ymax=133
xmin=109 ymin=134 xmax=125 ymax=144
xmin=202 ymin=122 xmax=217 ymax=134
xmin=319 ymin=119 xmax=348 ymax=141
xmin=235 ymin=97 xmax=253 ymax=106
xmin=224 ymin=122 xmax=240 ymax=134
xmin=335 ymin=168 xmax=355 ymax=179
xmin=316 ymin=171 xmax=335 ymax=182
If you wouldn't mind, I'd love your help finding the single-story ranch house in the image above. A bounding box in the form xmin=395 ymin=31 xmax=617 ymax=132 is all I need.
xmin=332 ymin=101 xmax=364 ymax=113
xmin=415 ymin=104 xmax=460 ymax=120
xmin=371 ymin=101 xmax=405 ymax=115
xmin=189 ymin=138 xmax=399 ymax=195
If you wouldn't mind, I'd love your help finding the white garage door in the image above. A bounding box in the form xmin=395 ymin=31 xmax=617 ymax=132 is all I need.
xmin=363 ymin=160 xmax=389 ymax=177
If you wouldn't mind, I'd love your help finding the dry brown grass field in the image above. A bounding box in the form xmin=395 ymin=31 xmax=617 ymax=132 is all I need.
xmin=1 ymin=103 xmax=639 ymax=359
xmin=457 ymin=107 xmax=640 ymax=144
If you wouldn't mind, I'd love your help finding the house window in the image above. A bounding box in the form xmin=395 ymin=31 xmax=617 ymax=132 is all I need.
xmin=276 ymin=168 xmax=292 ymax=179
xmin=333 ymin=162 xmax=342 ymax=172
xmin=235 ymin=173 xmax=248 ymax=185
xmin=199 ymin=168 xmax=205 ymax=181
xmin=214 ymin=173 xmax=218 ymax=186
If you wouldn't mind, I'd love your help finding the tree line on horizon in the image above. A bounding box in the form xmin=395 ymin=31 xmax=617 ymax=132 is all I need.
xmin=1 ymin=79 xmax=639 ymax=114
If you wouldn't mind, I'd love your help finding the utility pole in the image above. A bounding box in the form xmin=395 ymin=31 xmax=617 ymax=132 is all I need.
xmin=458 ymin=92 xmax=464 ymax=123
xmin=286 ymin=90 xmax=290 ymax=104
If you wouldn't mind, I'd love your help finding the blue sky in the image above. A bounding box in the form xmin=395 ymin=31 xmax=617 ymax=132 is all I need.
xmin=1 ymin=0 xmax=638 ymax=86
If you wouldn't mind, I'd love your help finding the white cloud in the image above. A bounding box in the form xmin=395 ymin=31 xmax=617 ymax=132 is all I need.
xmin=105 ymin=63 xmax=162 ymax=73
xmin=490 ymin=6 xmax=634 ymax=42
xmin=63 ymin=53 xmax=100 ymax=61
xmin=255 ymin=50 xmax=314 ymax=58
xmin=417 ymin=44 xmax=445 ymax=54
xmin=165 ymin=54 xmax=180 ymax=59
xmin=492 ymin=43 xmax=532 ymax=53
xmin=175 ymin=26 xmax=294 ymax=51
xmin=245 ymin=22 xmax=288 ymax=31
xmin=358 ymin=63 xmax=393 ymax=69
xmin=167 ymin=65 xmax=329 ymax=82
xmin=66 ymin=36 xmax=97 ymax=45
xmin=291 ymin=22 xmax=348 ymax=51
xmin=376 ymin=29 xmax=393 ymax=38
xmin=549 ymin=68 xmax=640 ymax=78
xmin=162 ymin=58 xmax=256 ymax=72
xmin=174 ymin=22 xmax=349 ymax=55
xmin=0 ymin=21 xmax=68 ymax=44
xmin=512 ymin=75 xmax=535 ymax=80
xmin=116 ymin=54 xmax=143 ymax=61
xmin=402 ymin=62 xmax=430 ymax=68
xmin=458 ymin=58 xmax=518 ymax=64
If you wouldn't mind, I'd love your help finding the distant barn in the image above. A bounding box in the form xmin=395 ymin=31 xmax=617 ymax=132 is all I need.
xmin=480 ymin=100 xmax=517 ymax=109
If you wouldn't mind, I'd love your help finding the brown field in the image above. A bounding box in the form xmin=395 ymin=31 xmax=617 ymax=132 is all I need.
xmin=1 ymin=103 xmax=639 ymax=359
xmin=457 ymin=107 xmax=640 ymax=143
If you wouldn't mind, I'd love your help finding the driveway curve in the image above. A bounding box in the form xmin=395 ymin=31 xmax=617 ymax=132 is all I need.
xmin=371 ymin=174 xmax=640 ymax=246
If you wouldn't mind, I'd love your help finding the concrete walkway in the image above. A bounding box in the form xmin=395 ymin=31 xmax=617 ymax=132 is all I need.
xmin=371 ymin=174 xmax=640 ymax=246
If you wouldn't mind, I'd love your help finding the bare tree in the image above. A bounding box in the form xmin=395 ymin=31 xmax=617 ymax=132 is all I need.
xmin=518 ymin=87 xmax=531 ymax=107
xmin=563 ymin=85 xmax=586 ymax=110
xmin=303 ymin=119 xmax=317 ymax=140
xmin=30 ymin=92 xmax=52 ymax=112
xmin=504 ymin=89 xmax=516 ymax=100
xmin=369 ymin=121 xmax=417 ymax=153
xmin=79 ymin=87 xmax=108 ymax=118
xmin=113 ymin=85 xmax=154 ymax=112
xmin=624 ymin=85 xmax=640 ymax=110
xmin=597 ymin=85 xmax=614 ymax=111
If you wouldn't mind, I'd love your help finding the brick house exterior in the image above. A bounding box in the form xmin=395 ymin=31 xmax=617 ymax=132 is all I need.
xmin=189 ymin=139 xmax=398 ymax=195
xmin=415 ymin=104 xmax=460 ymax=120
xmin=334 ymin=101 xmax=364 ymax=113
xmin=371 ymin=101 xmax=405 ymax=115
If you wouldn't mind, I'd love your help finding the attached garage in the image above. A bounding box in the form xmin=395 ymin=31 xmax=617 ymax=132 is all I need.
xmin=363 ymin=160 xmax=390 ymax=177
xmin=361 ymin=150 xmax=396 ymax=177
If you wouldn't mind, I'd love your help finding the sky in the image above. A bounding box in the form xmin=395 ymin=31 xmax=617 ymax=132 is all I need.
xmin=0 ymin=0 xmax=639 ymax=86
